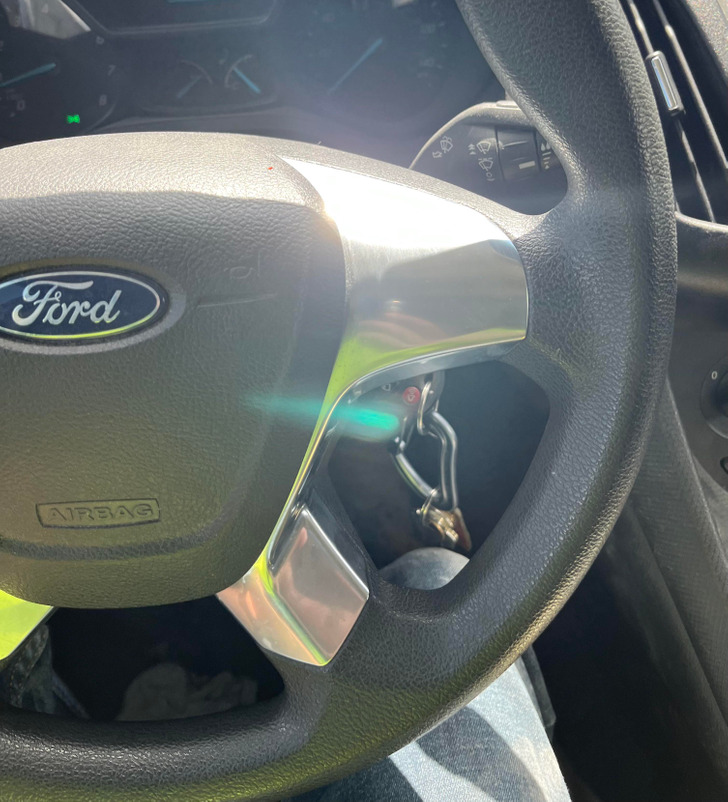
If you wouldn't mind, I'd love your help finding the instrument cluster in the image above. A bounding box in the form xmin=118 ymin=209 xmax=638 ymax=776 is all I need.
xmin=0 ymin=0 xmax=496 ymax=146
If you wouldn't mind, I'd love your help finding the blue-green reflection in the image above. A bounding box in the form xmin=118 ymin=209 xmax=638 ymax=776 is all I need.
xmin=248 ymin=396 xmax=400 ymax=441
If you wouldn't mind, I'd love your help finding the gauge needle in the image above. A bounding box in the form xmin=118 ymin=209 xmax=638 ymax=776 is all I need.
xmin=0 ymin=62 xmax=57 ymax=89
xmin=327 ymin=37 xmax=384 ymax=95
xmin=176 ymin=73 xmax=203 ymax=100
xmin=232 ymin=66 xmax=262 ymax=95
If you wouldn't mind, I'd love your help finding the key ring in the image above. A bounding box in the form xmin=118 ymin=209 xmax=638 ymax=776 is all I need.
xmin=393 ymin=381 xmax=458 ymax=513
xmin=416 ymin=379 xmax=436 ymax=436
xmin=389 ymin=374 xmax=472 ymax=552
xmin=417 ymin=485 xmax=439 ymax=523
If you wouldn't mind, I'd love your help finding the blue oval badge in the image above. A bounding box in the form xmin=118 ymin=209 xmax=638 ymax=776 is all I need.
xmin=0 ymin=269 xmax=165 ymax=342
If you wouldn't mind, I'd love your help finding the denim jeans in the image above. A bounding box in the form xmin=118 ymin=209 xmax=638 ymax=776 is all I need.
xmin=292 ymin=548 xmax=571 ymax=802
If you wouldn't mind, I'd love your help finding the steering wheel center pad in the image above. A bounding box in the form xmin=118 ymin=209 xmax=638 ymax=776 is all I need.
xmin=0 ymin=135 xmax=346 ymax=607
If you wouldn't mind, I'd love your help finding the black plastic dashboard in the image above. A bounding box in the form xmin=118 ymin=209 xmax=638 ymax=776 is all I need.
xmin=0 ymin=0 xmax=498 ymax=161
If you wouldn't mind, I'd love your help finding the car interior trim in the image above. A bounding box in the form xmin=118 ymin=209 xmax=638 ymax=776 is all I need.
xmin=217 ymin=155 xmax=528 ymax=666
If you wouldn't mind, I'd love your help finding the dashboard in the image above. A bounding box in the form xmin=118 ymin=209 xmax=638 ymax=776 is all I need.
xmin=0 ymin=0 xmax=499 ymax=162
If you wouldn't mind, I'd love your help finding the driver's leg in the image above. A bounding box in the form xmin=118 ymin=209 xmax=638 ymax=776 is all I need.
xmin=291 ymin=548 xmax=570 ymax=802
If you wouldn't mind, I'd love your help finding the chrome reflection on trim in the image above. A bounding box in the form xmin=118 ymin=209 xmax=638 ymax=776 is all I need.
xmin=288 ymin=159 xmax=528 ymax=399
xmin=646 ymin=51 xmax=683 ymax=115
xmin=218 ymin=160 xmax=528 ymax=666
xmin=218 ymin=505 xmax=368 ymax=665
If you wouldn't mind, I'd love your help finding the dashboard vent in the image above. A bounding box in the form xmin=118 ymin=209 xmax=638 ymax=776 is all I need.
xmin=623 ymin=0 xmax=728 ymax=223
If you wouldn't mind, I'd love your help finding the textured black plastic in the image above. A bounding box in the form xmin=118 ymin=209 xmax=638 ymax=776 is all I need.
xmin=0 ymin=0 xmax=677 ymax=796
xmin=410 ymin=101 xmax=567 ymax=213
xmin=627 ymin=385 xmax=728 ymax=774
xmin=0 ymin=133 xmax=345 ymax=607
xmin=674 ymin=0 xmax=728 ymax=96
xmin=670 ymin=214 xmax=728 ymax=487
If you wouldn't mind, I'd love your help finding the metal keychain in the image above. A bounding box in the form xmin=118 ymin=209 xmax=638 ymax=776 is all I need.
xmin=392 ymin=379 xmax=472 ymax=551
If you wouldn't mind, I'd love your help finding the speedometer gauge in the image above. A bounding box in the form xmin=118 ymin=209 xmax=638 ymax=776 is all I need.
xmin=0 ymin=9 xmax=119 ymax=143
xmin=282 ymin=0 xmax=477 ymax=121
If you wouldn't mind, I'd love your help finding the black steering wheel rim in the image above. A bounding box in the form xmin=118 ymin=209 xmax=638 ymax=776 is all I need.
xmin=0 ymin=0 xmax=676 ymax=798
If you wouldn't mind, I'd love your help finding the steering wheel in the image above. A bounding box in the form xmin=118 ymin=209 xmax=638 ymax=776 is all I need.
xmin=0 ymin=0 xmax=676 ymax=797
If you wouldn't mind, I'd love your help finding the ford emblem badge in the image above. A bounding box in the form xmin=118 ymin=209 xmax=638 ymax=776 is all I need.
xmin=0 ymin=269 xmax=166 ymax=342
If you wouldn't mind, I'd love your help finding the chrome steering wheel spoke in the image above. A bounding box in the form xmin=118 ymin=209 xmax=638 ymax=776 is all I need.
xmin=288 ymin=158 xmax=528 ymax=402
xmin=218 ymin=154 xmax=529 ymax=666
xmin=218 ymin=487 xmax=370 ymax=666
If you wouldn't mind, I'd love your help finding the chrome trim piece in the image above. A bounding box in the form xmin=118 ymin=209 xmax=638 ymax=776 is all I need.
xmin=219 ymin=161 xmax=528 ymax=666
xmin=647 ymin=51 xmax=684 ymax=115
xmin=217 ymin=505 xmax=368 ymax=665
xmin=287 ymin=159 xmax=528 ymax=400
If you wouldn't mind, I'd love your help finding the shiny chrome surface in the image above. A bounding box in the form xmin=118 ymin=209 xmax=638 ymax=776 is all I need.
xmin=647 ymin=51 xmax=683 ymax=114
xmin=287 ymin=159 xmax=527 ymax=399
xmin=218 ymin=159 xmax=528 ymax=665
xmin=217 ymin=504 xmax=368 ymax=665
xmin=395 ymin=410 xmax=460 ymax=506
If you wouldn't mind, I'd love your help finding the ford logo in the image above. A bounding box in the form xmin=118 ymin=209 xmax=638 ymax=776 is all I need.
xmin=0 ymin=269 xmax=166 ymax=342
